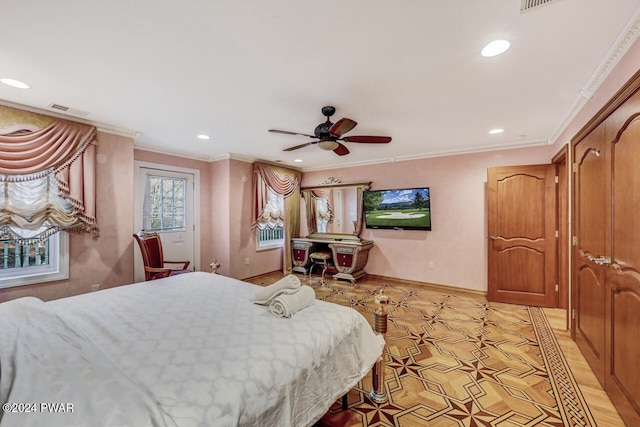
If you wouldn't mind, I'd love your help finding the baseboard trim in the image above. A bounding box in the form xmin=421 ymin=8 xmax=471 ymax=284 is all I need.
xmin=367 ymin=274 xmax=487 ymax=300
xmin=243 ymin=270 xmax=487 ymax=300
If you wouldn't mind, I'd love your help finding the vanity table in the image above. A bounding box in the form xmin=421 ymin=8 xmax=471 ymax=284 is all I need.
xmin=292 ymin=234 xmax=373 ymax=283
xmin=293 ymin=180 xmax=373 ymax=283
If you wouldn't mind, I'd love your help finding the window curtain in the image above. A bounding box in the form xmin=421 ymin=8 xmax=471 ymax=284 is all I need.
xmin=0 ymin=106 xmax=98 ymax=240
xmin=302 ymin=189 xmax=333 ymax=234
xmin=252 ymin=161 xmax=301 ymax=273
xmin=302 ymin=190 xmax=317 ymax=234
xmin=354 ymin=185 xmax=367 ymax=236
xmin=253 ymin=187 xmax=284 ymax=230
xmin=316 ymin=195 xmax=333 ymax=231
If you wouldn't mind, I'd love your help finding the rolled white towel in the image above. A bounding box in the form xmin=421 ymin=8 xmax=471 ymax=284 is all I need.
xmin=268 ymin=285 xmax=316 ymax=318
xmin=254 ymin=274 xmax=301 ymax=305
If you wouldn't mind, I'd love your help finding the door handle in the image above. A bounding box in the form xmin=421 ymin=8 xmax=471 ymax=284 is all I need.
xmin=490 ymin=236 xmax=499 ymax=240
xmin=587 ymin=255 xmax=612 ymax=266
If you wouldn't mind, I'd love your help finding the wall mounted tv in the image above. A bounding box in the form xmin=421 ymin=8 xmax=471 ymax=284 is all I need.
xmin=363 ymin=187 xmax=431 ymax=230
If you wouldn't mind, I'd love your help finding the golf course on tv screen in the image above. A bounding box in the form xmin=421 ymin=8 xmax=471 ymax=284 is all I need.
xmin=363 ymin=187 xmax=431 ymax=230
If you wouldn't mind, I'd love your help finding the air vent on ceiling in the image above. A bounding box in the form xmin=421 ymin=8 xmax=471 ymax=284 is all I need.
xmin=520 ymin=0 xmax=557 ymax=12
xmin=49 ymin=103 xmax=89 ymax=117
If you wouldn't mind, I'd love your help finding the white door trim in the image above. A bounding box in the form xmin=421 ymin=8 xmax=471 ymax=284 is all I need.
xmin=133 ymin=161 xmax=201 ymax=282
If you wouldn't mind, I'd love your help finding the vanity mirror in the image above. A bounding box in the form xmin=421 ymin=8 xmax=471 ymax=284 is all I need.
xmin=301 ymin=180 xmax=371 ymax=238
xmin=294 ymin=180 xmax=374 ymax=282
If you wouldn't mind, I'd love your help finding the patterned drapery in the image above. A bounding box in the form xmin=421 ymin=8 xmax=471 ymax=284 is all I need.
xmin=254 ymin=187 xmax=285 ymax=231
xmin=252 ymin=162 xmax=301 ymax=273
xmin=0 ymin=106 xmax=98 ymax=240
xmin=302 ymin=189 xmax=333 ymax=234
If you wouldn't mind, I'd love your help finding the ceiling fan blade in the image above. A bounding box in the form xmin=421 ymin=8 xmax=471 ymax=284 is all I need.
xmin=342 ymin=135 xmax=392 ymax=143
xmin=333 ymin=143 xmax=350 ymax=156
xmin=329 ymin=118 xmax=357 ymax=137
xmin=269 ymin=129 xmax=316 ymax=138
xmin=283 ymin=141 xmax=317 ymax=151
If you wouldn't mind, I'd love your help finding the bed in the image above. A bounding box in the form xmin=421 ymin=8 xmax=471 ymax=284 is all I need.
xmin=0 ymin=272 xmax=385 ymax=427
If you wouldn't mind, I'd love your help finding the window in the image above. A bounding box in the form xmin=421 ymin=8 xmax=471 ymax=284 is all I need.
xmin=257 ymin=226 xmax=284 ymax=249
xmin=256 ymin=187 xmax=284 ymax=250
xmin=0 ymin=231 xmax=69 ymax=289
xmin=316 ymin=197 xmax=332 ymax=233
xmin=0 ymin=110 xmax=96 ymax=289
xmin=143 ymin=175 xmax=187 ymax=232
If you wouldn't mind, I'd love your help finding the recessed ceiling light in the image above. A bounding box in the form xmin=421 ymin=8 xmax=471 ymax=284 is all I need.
xmin=489 ymin=128 xmax=504 ymax=134
xmin=481 ymin=40 xmax=511 ymax=57
xmin=1 ymin=78 xmax=31 ymax=89
xmin=197 ymin=134 xmax=210 ymax=140
xmin=294 ymin=159 xmax=303 ymax=163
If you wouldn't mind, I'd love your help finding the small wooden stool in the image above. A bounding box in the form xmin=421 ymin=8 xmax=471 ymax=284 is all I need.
xmin=309 ymin=251 xmax=332 ymax=286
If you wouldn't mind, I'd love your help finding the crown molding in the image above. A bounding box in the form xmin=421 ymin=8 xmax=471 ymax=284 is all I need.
xmin=133 ymin=143 xmax=212 ymax=162
xmin=226 ymin=153 xmax=255 ymax=164
xmin=0 ymin=99 xmax=139 ymax=138
xmin=548 ymin=7 xmax=640 ymax=145
xmin=206 ymin=153 xmax=232 ymax=162
xmin=96 ymin=125 xmax=139 ymax=138
xmin=133 ymin=149 xmax=258 ymax=165
xmin=581 ymin=9 xmax=640 ymax=98
xmin=299 ymin=139 xmax=548 ymax=172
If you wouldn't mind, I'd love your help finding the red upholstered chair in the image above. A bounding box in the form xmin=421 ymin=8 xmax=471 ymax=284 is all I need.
xmin=133 ymin=231 xmax=191 ymax=281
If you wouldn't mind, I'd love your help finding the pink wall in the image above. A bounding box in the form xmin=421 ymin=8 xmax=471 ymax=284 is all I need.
xmin=225 ymin=159 xmax=282 ymax=279
xmin=302 ymin=145 xmax=558 ymax=292
xmin=1 ymin=132 xmax=135 ymax=302
xmin=209 ymin=158 xmax=231 ymax=276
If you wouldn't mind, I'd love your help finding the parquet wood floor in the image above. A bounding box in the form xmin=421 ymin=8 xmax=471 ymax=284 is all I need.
xmin=246 ymin=272 xmax=624 ymax=426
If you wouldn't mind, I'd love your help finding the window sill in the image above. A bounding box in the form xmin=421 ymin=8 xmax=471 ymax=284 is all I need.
xmin=0 ymin=268 xmax=69 ymax=289
xmin=256 ymin=242 xmax=284 ymax=252
xmin=0 ymin=232 xmax=69 ymax=289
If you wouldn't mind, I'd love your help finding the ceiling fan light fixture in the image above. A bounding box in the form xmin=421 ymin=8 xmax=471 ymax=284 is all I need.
xmin=318 ymin=140 xmax=339 ymax=150
xmin=272 ymin=106 xmax=391 ymax=156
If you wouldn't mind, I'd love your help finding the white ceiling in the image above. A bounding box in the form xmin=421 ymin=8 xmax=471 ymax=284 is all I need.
xmin=2 ymin=0 xmax=640 ymax=170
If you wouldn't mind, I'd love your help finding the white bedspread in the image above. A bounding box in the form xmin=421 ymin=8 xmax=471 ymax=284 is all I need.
xmin=0 ymin=272 xmax=384 ymax=427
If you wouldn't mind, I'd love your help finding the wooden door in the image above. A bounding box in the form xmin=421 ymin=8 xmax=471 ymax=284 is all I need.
xmin=572 ymin=122 xmax=607 ymax=385
xmin=603 ymin=95 xmax=640 ymax=425
xmin=487 ymin=165 xmax=557 ymax=307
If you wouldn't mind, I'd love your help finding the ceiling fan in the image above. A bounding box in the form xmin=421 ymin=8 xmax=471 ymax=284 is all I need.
xmin=268 ymin=106 xmax=392 ymax=156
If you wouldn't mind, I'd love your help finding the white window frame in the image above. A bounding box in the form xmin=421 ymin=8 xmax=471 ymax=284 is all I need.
xmin=256 ymin=187 xmax=285 ymax=251
xmin=0 ymin=232 xmax=69 ymax=289
xmin=256 ymin=226 xmax=284 ymax=251
xmin=143 ymin=174 xmax=188 ymax=232
xmin=134 ymin=161 xmax=200 ymax=282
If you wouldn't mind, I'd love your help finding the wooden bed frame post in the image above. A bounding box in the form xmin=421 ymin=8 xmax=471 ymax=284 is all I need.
xmin=369 ymin=290 xmax=389 ymax=403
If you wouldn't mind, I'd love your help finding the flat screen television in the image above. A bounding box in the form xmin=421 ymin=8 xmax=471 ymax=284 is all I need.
xmin=363 ymin=187 xmax=431 ymax=230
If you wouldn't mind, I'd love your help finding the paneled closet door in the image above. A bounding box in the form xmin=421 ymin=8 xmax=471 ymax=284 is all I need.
xmin=603 ymin=92 xmax=640 ymax=425
xmin=572 ymin=122 xmax=607 ymax=385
